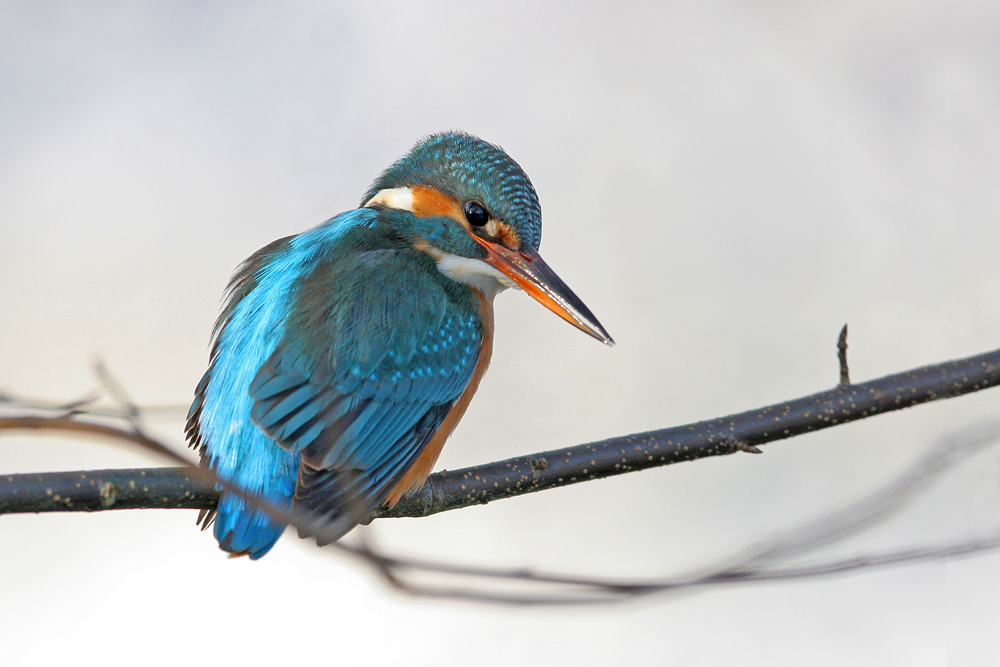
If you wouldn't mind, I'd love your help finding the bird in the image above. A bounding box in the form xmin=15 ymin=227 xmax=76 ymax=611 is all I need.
xmin=185 ymin=132 xmax=613 ymax=559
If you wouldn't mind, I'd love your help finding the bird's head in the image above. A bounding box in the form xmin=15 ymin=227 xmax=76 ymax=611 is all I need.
xmin=363 ymin=132 xmax=613 ymax=345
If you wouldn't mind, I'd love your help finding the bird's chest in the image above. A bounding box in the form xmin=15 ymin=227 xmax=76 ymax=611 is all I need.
xmin=384 ymin=288 xmax=494 ymax=503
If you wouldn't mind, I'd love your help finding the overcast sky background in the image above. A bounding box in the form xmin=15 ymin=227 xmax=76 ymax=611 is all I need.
xmin=2 ymin=2 xmax=1000 ymax=664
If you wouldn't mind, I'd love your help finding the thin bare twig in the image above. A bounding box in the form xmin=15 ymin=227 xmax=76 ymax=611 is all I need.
xmin=0 ymin=391 xmax=188 ymax=419
xmin=333 ymin=422 xmax=1000 ymax=604
xmin=838 ymin=323 xmax=850 ymax=385
xmin=3 ymin=346 xmax=997 ymax=518
xmin=4 ymin=413 xmax=1000 ymax=605
xmin=3 ymin=349 xmax=1000 ymax=604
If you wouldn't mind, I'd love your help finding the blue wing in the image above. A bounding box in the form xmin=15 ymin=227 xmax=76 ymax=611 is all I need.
xmin=186 ymin=232 xmax=304 ymax=558
xmin=187 ymin=208 xmax=481 ymax=557
xmin=248 ymin=244 xmax=483 ymax=542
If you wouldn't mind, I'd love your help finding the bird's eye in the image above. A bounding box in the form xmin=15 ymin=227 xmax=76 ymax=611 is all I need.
xmin=463 ymin=201 xmax=489 ymax=228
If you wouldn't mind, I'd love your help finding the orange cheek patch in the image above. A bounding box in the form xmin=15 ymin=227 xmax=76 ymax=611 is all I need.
xmin=410 ymin=185 xmax=520 ymax=250
xmin=494 ymin=221 xmax=521 ymax=250
xmin=411 ymin=185 xmax=465 ymax=225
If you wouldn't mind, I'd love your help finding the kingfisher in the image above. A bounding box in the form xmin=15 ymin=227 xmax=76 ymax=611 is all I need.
xmin=186 ymin=132 xmax=613 ymax=559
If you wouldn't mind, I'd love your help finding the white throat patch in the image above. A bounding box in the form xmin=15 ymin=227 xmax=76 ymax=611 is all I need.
xmin=435 ymin=254 xmax=517 ymax=301
xmin=416 ymin=241 xmax=518 ymax=301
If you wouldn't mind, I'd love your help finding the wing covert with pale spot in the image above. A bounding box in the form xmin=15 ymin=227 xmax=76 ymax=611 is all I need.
xmin=247 ymin=245 xmax=484 ymax=536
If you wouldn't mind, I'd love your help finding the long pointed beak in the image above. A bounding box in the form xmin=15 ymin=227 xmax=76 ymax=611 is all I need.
xmin=471 ymin=237 xmax=614 ymax=346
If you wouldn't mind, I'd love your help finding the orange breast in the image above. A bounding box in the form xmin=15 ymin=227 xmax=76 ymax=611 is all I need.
xmin=384 ymin=291 xmax=495 ymax=505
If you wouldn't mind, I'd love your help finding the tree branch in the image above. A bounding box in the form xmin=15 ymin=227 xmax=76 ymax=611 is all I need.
xmin=3 ymin=346 xmax=998 ymax=518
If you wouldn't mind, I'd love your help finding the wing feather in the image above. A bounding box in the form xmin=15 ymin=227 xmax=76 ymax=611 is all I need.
xmin=246 ymin=245 xmax=483 ymax=537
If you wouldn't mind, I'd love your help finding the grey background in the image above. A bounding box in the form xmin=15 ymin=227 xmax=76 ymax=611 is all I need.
xmin=2 ymin=2 xmax=999 ymax=664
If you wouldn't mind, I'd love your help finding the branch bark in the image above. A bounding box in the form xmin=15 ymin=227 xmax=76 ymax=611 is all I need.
xmin=2 ymin=347 xmax=999 ymax=519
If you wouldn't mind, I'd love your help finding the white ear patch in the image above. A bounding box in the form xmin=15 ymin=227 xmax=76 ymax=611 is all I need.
xmin=364 ymin=187 xmax=415 ymax=211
